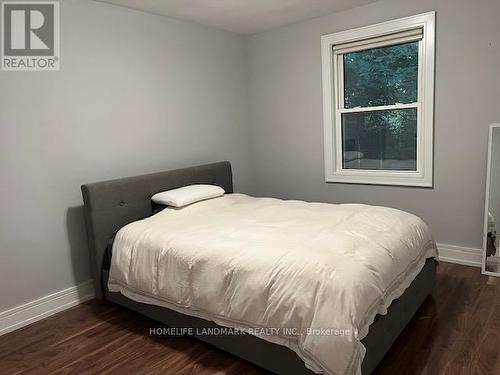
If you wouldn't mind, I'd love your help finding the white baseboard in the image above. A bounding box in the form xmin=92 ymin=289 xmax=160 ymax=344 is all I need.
xmin=0 ymin=242 xmax=484 ymax=337
xmin=437 ymin=243 xmax=482 ymax=267
xmin=0 ymin=280 xmax=95 ymax=336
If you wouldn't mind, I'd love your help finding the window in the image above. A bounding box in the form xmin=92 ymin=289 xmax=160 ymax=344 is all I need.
xmin=321 ymin=12 xmax=435 ymax=186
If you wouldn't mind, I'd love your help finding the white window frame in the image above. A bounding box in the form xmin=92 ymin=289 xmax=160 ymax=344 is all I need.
xmin=321 ymin=12 xmax=435 ymax=187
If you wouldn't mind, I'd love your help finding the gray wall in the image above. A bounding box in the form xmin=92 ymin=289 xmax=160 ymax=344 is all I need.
xmin=0 ymin=0 xmax=251 ymax=310
xmin=246 ymin=0 xmax=500 ymax=249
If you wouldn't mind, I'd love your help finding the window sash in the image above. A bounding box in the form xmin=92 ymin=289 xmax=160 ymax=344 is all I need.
xmin=335 ymin=39 xmax=422 ymax=112
xmin=335 ymin=105 xmax=421 ymax=173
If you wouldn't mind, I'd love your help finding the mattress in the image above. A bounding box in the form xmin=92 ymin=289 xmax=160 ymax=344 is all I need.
xmin=108 ymin=194 xmax=437 ymax=375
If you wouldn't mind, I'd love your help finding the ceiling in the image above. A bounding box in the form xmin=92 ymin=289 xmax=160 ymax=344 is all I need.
xmin=94 ymin=0 xmax=380 ymax=35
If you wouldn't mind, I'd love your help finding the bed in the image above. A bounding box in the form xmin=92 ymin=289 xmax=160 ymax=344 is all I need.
xmin=81 ymin=161 xmax=437 ymax=375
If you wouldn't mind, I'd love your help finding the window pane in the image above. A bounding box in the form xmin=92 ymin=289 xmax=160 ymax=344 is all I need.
xmin=342 ymin=108 xmax=417 ymax=171
xmin=343 ymin=42 xmax=418 ymax=108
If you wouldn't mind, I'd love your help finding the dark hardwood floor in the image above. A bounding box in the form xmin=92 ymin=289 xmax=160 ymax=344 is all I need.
xmin=1 ymin=262 xmax=500 ymax=374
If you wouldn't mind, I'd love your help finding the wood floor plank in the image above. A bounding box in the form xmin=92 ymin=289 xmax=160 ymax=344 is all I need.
xmin=0 ymin=302 xmax=120 ymax=360
xmin=1 ymin=263 xmax=499 ymax=375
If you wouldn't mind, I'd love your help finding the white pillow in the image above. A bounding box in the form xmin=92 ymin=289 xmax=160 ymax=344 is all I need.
xmin=151 ymin=184 xmax=225 ymax=207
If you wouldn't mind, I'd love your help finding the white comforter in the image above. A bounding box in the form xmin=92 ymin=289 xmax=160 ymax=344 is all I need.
xmin=108 ymin=194 xmax=437 ymax=375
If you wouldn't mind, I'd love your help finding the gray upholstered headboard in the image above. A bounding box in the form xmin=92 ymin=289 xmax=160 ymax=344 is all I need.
xmin=81 ymin=161 xmax=233 ymax=299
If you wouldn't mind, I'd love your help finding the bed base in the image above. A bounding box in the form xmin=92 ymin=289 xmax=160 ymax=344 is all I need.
xmin=102 ymin=259 xmax=435 ymax=375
